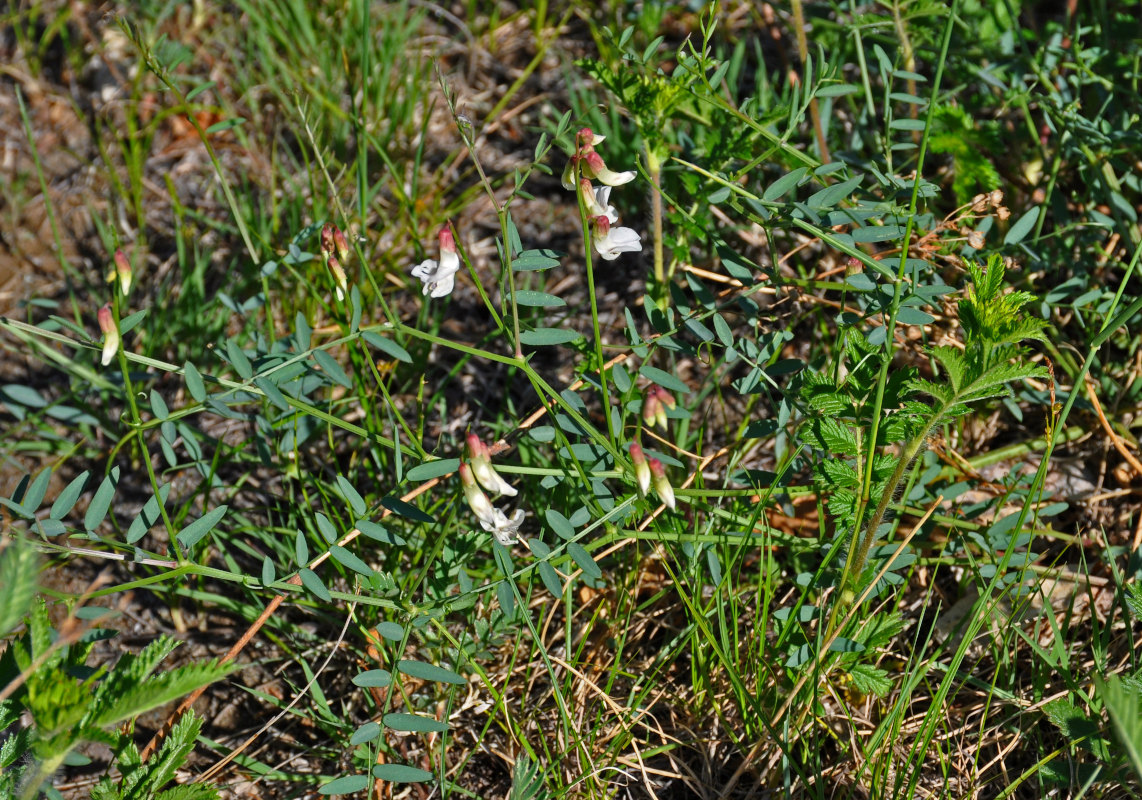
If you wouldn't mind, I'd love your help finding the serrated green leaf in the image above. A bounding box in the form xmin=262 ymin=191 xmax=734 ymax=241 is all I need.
xmin=0 ymin=539 xmax=39 ymax=635
xmin=848 ymin=663 xmax=892 ymax=697
xmin=176 ymin=504 xmax=228 ymax=549
xmin=397 ymin=659 xmax=465 ymax=685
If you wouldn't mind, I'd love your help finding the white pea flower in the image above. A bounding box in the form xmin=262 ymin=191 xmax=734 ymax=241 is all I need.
xmin=480 ymin=507 xmax=525 ymax=546
xmin=467 ymin=433 xmax=517 ymax=497
xmin=582 ymin=148 xmax=635 ymax=187
xmin=411 ymin=227 xmax=461 ymax=298
xmin=591 ymin=216 xmax=642 ymax=261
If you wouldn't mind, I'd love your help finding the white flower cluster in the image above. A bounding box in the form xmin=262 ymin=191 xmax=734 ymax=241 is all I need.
xmin=562 ymin=127 xmax=643 ymax=261
xmin=460 ymin=434 xmax=524 ymax=545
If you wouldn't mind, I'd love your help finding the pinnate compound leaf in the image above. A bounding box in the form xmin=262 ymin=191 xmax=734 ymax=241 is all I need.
xmin=397 ymin=659 xmax=465 ymax=685
xmin=0 ymin=538 xmax=39 ymax=635
xmin=372 ymin=764 xmax=434 ymax=783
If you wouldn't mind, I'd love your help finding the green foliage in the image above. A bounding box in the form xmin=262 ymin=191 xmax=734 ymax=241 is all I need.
xmin=0 ymin=603 xmax=236 ymax=800
xmin=928 ymin=105 xmax=1001 ymax=205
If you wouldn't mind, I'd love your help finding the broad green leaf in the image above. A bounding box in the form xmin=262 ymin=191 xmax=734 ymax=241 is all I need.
xmin=295 ymin=530 xmax=309 ymax=565
xmin=49 ymin=470 xmax=89 ymax=520
xmin=150 ymin=391 xmax=169 ymax=420
xmin=357 ymin=520 xmax=407 ymax=546
xmin=1 ymin=384 xmax=48 ymax=407
xmin=352 ymin=669 xmax=392 ymax=688
xmin=351 ymin=722 xmax=382 ymax=745
xmin=254 ymin=377 xmax=290 ymax=412
xmin=261 ymin=557 xmax=275 ymax=586
xmin=382 ymin=713 xmax=447 ymax=733
xmin=545 ymin=509 xmax=575 ymax=540
xmin=85 ymin=467 xmax=120 ymax=532
xmin=405 ymin=458 xmax=460 ymax=481
xmin=372 ymin=764 xmax=433 ymax=783
xmin=20 ymin=468 xmax=52 ymax=514
xmin=514 ymin=291 xmax=566 ymax=308
xmin=763 ymin=167 xmax=808 ymax=201
xmin=315 ymin=512 xmax=337 ymax=543
xmin=381 ymin=496 xmax=434 ymax=524
xmin=896 ymin=307 xmax=935 ymax=326
xmin=519 ymin=328 xmax=581 ymax=346
xmin=127 ymin=484 xmax=172 ymax=544
xmin=312 ymin=350 xmax=352 ymax=388
xmin=336 ymin=476 xmax=367 ymax=516
xmin=537 ymin=561 xmax=563 ymax=597
xmin=396 ymin=659 xmax=465 ymax=685
xmin=295 ymin=312 xmax=312 ymax=351
xmin=299 ymin=568 xmax=331 ymax=601
xmin=176 ymin=504 xmax=228 ymax=549
xmin=365 ymin=623 xmax=402 ymax=644
xmin=851 ymin=224 xmax=905 ymax=243
xmin=567 ymin=542 xmax=602 ymax=580
xmin=184 ymin=362 xmax=206 ymax=402
xmin=362 ymin=331 xmax=412 ymax=363
xmin=512 ymin=249 xmax=561 ymax=271
xmin=1004 ymin=205 xmax=1040 ymax=245
xmin=331 ymin=545 xmax=374 ymax=577
xmin=807 ymin=175 xmax=862 ymax=208
xmin=319 ymin=775 xmax=370 ymax=795
xmin=225 ymin=340 xmax=252 ymax=379
xmin=638 ymin=365 xmax=688 ymax=393
xmin=205 ymin=117 xmax=245 ymax=134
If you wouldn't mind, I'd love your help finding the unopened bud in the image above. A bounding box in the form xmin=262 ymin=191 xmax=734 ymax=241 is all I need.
xmin=466 ymin=433 xmax=516 ymax=497
xmin=113 ymin=249 xmax=132 ymax=295
xmin=648 ymin=457 xmax=675 ymax=510
xmin=333 ymin=227 xmax=350 ymax=263
xmin=642 ymin=391 xmax=661 ymax=428
xmin=321 ymin=222 xmax=335 ymax=256
xmin=327 ymin=256 xmax=347 ymax=301
xmin=97 ymin=304 xmax=119 ymax=366
xmin=438 ymin=227 xmax=457 ymax=254
xmin=629 ymin=442 xmax=651 ymax=496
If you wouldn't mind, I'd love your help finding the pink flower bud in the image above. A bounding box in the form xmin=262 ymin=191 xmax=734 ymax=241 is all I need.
xmin=629 ymin=442 xmax=651 ymax=496
xmin=577 ymin=127 xmax=605 ymax=149
xmin=321 ymin=222 xmax=335 ymax=256
xmin=467 ymin=433 xmax=516 ymax=496
xmin=97 ymin=304 xmax=119 ymax=366
xmin=648 ymin=458 xmax=675 ymax=510
xmin=333 ymin=227 xmax=350 ymax=262
xmin=113 ymin=249 xmax=132 ymax=295
xmin=654 ymin=386 xmax=676 ymax=410
xmin=642 ymin=391 xmax=660 ymax=428
xmin=438 ymin=227 xmax=457 ymax=254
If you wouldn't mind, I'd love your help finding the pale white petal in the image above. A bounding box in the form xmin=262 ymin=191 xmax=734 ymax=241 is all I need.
xmin=593 ymin=226 xmax=643 ymax=260
xmin=597 ymin=168 xmax=636 ymax=186
xmin=480 ymin=508 xmax=525 ymax=545
xmin=411 ymin=258 xmax=438 ymax=279
xmin=473 ymin=460 xmax=518 ymax=497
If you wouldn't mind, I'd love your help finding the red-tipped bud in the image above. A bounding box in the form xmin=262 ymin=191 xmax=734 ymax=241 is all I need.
xmin=630 ymin=442 xmax=651 ymax=496
xmin=648 ymin=457 xmax=675 ymax=510
xmin=467 ymin=433 xmax=516 ymax=496
xmin=321 ymin=222 xmax=336 ymax=256
xmin=438 ymin=227 xmax=457 ymax=254
xmin=654 ymin=386 xmax=676 ymax=410
xmin=333 ymin=227 xmax=350 ymax=262
xmin=113 ymin=249 xmax=132 ymax=295
xmin=97 ymin=304 xmax=119 ymax=366
xmin=642 ymin=391 xmax=660 ymax=428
